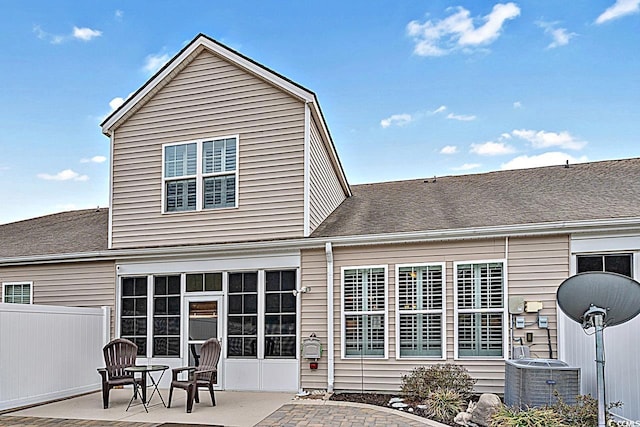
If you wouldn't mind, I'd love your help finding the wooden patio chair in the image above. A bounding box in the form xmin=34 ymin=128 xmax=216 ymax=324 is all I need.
xmin=97 ymin=338 xmax=146 ymax=409
xmin=168 ymin=338 xmax=221 ymax=413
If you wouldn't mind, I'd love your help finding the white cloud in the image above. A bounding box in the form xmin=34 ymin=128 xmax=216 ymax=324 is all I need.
xmin=470 ymin=141 xmax=516 ymax=156
xmin=37 ymin=169 xmax=89 ymax=182
xmin=33 ymin=25 xmax=101 ymax=44
xmin=380 ymin=113 xmax=413 ymax=128
xmin=452 ymin=163 xmax=481 ymax=171
xmin=501 ymin=152 xmax=588 ymax=170
xmin=596 ymin=0 xmax=640 ymax=24
xmin=501 ymin=133 xmax=512 ymax=139
xmin=73 ymin=27 xmax=102 ymax=41
xmin=109 ymin=97 xmax=125 ymax=111
xmin=143 ymin=53 xmax=171 ymax=75
xmin=115 ymin=10 xmax=124 ymax=20
xmin=513 ymin=101 xmax=522 ymax=109
xmin=80 ymin=156 xmax=107 ymax=164
xmin=536 ymin=21 xmax=576 ymax=49
xmin=407 ymin=3 xmax=520 ymax=57
xmin=512 ymin=129 xmax=587 ymax=150
xmin=431 ymin=105 xmax=447 ymax=114
xmin=447 ymin=112 xmax=476 ymax=121
xmin=440 ymin=145 xmax=458 ymax=154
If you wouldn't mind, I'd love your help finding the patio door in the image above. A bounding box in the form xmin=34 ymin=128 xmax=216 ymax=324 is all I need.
xmin=184 ymin=296 xmax=223 ymax=388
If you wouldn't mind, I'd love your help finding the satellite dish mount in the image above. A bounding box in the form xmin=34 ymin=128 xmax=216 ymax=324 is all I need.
xmin=557 ymin=272 xmax=640 ymax=427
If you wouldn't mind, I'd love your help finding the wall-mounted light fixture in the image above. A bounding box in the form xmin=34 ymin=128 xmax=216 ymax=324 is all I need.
xmin=292 ymin=286 xmax=311 ymax=296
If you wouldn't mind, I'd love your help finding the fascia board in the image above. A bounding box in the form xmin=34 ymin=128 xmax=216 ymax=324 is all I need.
xmin=102 ymin=35 xmax=314 ymax=136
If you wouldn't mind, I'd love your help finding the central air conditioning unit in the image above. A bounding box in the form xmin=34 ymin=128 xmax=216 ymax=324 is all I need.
xmin=504 ymin=359 xmax=580 ymax=408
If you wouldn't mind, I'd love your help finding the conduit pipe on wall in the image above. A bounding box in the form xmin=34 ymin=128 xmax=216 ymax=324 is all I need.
xmin=325 ymin=242 xmax=335 ymax=392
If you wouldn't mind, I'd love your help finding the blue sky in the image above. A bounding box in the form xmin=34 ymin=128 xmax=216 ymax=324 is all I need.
xmin=0 ymin=1 xmax=639 ymax=224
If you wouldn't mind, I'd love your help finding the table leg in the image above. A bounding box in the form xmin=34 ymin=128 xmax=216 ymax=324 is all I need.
xmin=126 ymin=374 xmax=148 ymax=413
xmin=146 ymin=370 xmax=167 ymax=408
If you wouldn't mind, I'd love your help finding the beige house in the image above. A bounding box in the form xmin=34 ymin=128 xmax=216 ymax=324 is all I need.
xmin=1 ymin=34 xmax=640 ymax=395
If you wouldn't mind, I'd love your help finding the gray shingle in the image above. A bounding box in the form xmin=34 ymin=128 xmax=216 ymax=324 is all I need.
xmin=0 ymin=208 xmax=108 ymax=258
xmin=312 ymin=158 xmax=640 ymax=238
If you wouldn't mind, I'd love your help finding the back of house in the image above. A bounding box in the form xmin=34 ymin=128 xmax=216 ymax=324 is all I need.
xmin=2 ymin=34 xmax=640 ymax=403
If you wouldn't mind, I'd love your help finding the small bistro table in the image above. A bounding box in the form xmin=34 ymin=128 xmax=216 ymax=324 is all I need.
xmin=124 ymin=365 xmax=169 ymax=412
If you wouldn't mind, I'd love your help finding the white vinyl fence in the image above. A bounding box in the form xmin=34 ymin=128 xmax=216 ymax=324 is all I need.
xmin=559 ymin=311 xmax=640 ymax=422
xmin=0 ymin=303 xmax=110 ymax=411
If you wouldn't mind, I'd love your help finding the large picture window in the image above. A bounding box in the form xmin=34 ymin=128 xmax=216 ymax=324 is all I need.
xmin=396 ymin=264 xmax=445 ymax=358
xmin=163 ymin=136 xmax=238 ymax=213
xmin=455 ymin=262 xmax=505 ymax=358
xmin=577 ymin=253 xmax=633 ymax=278
xmin=2 ymin=282 xmax=32 ymax=304
xmin=342 ymin=266 xmax=387 ymax=358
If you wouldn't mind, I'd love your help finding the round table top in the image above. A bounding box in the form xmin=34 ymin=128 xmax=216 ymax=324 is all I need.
xmin=124 ymin=364 xmax=169 ymax=373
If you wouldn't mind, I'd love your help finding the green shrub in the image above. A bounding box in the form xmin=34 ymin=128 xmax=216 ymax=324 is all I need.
xmin=490 ymin=406 xmax=566 ymax=427
xmin=426 ymin=389 xmax=465 ymax=424
xmin=400 ymin=363 xmax=476 ymax=400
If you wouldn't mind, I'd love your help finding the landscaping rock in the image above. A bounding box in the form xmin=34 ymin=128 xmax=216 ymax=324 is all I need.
xmin=391 ymin=402 xmax=409 ymax=409
xmin=388 ymin=397 xmax=404 ymax=404
xmin=470 ymin=394 xmax=501 ymax=427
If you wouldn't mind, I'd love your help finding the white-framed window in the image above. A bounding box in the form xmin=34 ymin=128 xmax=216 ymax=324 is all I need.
xmin=2 ymin=282 xmax=33 ymax=304
xmin=395 ymin=263 xmax=445 ymax=359
xmin=454 ymin=261 xmax=506 ymax=358
xmin=577 ymin=253 xmax=633 ymax=278
xmin=162 ymin=136 xmax=238 ymax=213
xmin=341 ymin=266 xmax=388 ymax=358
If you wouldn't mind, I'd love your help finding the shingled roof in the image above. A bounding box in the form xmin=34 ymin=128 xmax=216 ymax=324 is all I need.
xmin=311 ymin=158 xmax=640 ymax=238
xmin=0 ymin=208 xmax=108 ymax=258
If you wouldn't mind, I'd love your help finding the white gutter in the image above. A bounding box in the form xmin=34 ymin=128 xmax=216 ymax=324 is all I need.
xmin=2 ymin=217 xmax=640 ymax=266
xmin=325 ymin=242 xmax=335 ymax=392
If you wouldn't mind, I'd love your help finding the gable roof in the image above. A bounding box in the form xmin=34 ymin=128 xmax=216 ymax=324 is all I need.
xmin=101 ymin=33 xmax=350 ymax=196
xmin=0 ymin=208 xmax=108 ymax=258
xmin=311 ymin=158 xmax=640 ymax=238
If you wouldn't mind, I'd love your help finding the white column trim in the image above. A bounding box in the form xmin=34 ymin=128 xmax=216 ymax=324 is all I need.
xmin=303 ymin=103 xmax=311 ymax=237
xmin=325 ymin=242 xmax=335 ymax=391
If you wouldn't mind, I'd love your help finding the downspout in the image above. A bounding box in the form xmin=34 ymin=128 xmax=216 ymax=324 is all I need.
xmin=325 ymin=242 xmax=335 ymax=392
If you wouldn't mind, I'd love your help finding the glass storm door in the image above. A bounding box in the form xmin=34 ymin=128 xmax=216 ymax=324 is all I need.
xmin=185 ymin=297 xmax=223 ymax=387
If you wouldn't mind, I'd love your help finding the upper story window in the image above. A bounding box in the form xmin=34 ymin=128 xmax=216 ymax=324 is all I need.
xmin=577 ymin=253 xmax=633 ymax=278
xmin=163 ymin=136 xmax=238 ymax=213
xmin=2 ymin=282 xmax=32 ymax=304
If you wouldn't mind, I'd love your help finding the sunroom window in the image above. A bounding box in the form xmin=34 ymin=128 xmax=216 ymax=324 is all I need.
xmin=342 ymin=267 xmax=387 ymax=358
xmin=455 ymin=262 xmax=505 ymax=358
xmin=163 ymin=137 xmax=237 ymax=212
xmin=397 ymin=265 xmax=444 ymax=358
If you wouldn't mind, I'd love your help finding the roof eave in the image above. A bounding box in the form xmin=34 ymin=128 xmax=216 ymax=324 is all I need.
xmin=2 ymin=217 xmax=639 ymax=266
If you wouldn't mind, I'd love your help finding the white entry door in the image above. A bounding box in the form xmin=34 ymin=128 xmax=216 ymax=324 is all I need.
xmin=184 ymin=296 xmax=224 ymax=388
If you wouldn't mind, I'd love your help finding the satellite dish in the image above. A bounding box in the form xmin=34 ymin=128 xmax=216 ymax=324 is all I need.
xmin=557 ymin=272 xmax=640 ymax=427
xmin=557 ymin=272 xmax=640 ymax=327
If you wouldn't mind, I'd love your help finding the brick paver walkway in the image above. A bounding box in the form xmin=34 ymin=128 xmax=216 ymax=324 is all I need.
xmin=256 ymin=402 xmax=433 ymax=427
xmin=0 ymin=417 xmax=159 ymax=427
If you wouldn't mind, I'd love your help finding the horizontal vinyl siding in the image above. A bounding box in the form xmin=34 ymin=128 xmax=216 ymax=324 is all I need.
xmin=507 ymin=235 xmax=569 ymax=361
xmin=308 ymin=117 xmax=346 ymax=233
xmin=299 ymin=236 xmax=569 ymax=394
xmin=300 ymin=249 xmax=329 ymax=389
xmin=0 ymin=261 xmax=115 ymax=308
xmin=111 ymin=50 xmax=306 ymax=248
